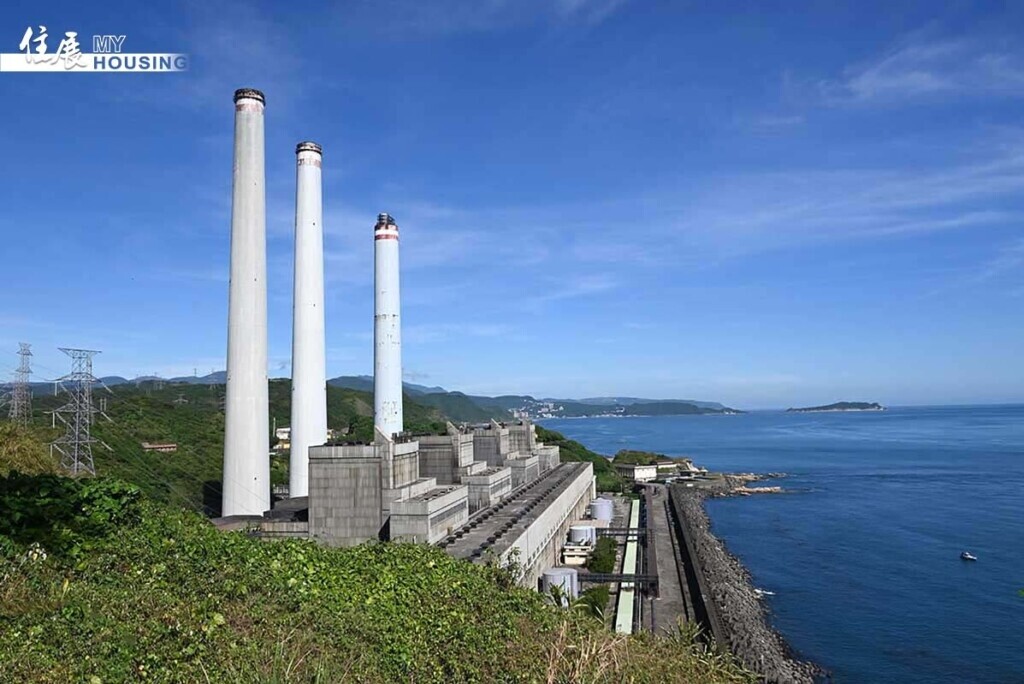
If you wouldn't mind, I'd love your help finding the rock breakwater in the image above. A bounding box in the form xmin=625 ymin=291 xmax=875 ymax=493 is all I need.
xmin=671 ymin=485 xmax=822 ymax=683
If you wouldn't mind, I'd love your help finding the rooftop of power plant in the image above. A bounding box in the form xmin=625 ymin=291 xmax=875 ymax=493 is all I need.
xmin=439 ymin=462 xmax=591 ymax=562
xmin=406 ymin=485 xmax=463 ymax=503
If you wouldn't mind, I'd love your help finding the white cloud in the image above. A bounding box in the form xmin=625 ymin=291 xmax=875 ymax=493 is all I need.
xmin=821 ymin=34 xmax=1024 ymax=105
xmin=528 ymin=273 xmax=617 ymax=305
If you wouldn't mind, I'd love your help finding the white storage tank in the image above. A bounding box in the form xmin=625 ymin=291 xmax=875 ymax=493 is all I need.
xmin=569 ymin=524 xmax=597 ymax=544
xmin=590 ymin=498 xmax=613 ymax=522
xmin=541 ymin=567 xmax=579 ymax=604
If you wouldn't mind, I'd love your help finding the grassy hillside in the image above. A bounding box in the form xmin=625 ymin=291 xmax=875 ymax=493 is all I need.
xmin=535 ymin=425 xmax=624 ymax=492
xmin=412 ymin=391 xmax=509 ymax=422
xmin=0 ymin=424 xmax=59 ymax=476
xmin=0 ymin=473 xmax=752 ymax=683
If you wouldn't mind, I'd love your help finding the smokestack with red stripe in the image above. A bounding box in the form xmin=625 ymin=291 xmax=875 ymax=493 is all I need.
xmin=289 ymin=142 xmax=327 ymax=498
xmin=223 ymin=88 xmax=270 ymax=516
xmin=373 ymin=213 xmax=403 ymax=438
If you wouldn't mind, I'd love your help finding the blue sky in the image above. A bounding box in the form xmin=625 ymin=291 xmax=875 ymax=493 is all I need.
xmin=1 ymin=1 xmax=1022 ymax=409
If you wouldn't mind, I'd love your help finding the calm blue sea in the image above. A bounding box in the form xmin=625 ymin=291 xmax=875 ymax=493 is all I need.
xmin=543 ymin=406 xmax=1024 ymax=683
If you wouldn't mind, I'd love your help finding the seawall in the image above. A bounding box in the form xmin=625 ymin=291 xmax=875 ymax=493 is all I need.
xmin=669 ymin=483 xmax=820 ymax=683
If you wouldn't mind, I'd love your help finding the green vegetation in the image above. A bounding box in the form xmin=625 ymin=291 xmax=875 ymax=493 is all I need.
xmin=0 ymin=423 xmax=58 ymax=477
xmin=588 ymin=537 xmax=618 ymax=574
xmin=578 ymin=585 xmax=610 ymax=620
xmin=612 ymin=449 xmax=668 ymax=466
xmin=23 ymin=380 xmax=447 ymax=513
xmin=535 ymin=425 xmax=624 ymax=492
xmin=623 ymin=402 xmax=737 ymax=416
xmin=0 ymin=473 xmax=142 ymax=556
xmin=0 ymin=473 xmax=752 ymax=683
xmin=408 ymin=391 xmax=510 ymax=422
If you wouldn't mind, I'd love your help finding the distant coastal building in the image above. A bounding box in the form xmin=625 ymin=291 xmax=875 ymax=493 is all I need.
xmin=657 ymin=460 xmax=679 ymax=476
xmin=273 ymin=426 xmax=337 ymax=452
xmin=615 ymin=463 xmax=658 ymax=483
xmin=141 ymin=442 xmax=177 ymax=453
xmin=274 ymin=427 xmax=291 ymax=452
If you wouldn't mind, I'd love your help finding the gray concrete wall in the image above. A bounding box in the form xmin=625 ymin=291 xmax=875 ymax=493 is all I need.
xmin=499 ymin=464 xmax=595 ymax=589
xmin=455 ymin=433 xmax=475 ymax=468
xmin=463 ymin=466 xmax=513 ymax=512
xmin=391 ymin=485 xmax=469 ymax=544
xmin=472 ymin=432 xmax=504 ymax=466
xmin=417 ymin=438 xmax=459 ymax=484
xmin=534 ymin=445 xmax=560 ymax=472
xmin=519 ymin=481 xmax=593 ymax=589
xmin=472 ymin=421 xmax=511 ymax=467
xmin=386 ymin=440 xmax=420 ymax=489
xmin=507 ymin=454 xmax=540 ymax=488
xmin=308 ymin=446 xmax=382 ymax=547
xmin=507 ymin=421 xmax=537 ymax=455
xmin=258 ymin=521 xmax=310 ymax=540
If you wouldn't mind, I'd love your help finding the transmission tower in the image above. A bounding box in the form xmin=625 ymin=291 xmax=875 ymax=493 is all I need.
xmin=50 ymin=348 xmax=112 ymax=476
xmin=8 ymin=343 xmax=33 ymax=425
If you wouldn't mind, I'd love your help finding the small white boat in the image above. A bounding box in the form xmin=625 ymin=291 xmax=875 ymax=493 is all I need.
xmin=960 ymin=551 xmax=977 ymax=561
xmin=754 ymin=588 xmax=776 ymax=597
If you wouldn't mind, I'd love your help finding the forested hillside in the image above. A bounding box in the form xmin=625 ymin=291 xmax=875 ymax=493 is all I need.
xmin=26 ymin=380 xmax=444 ymax=513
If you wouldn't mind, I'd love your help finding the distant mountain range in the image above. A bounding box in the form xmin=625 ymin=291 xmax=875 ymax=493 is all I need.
xmin=21 ymin=371 xmax=740 ymax=422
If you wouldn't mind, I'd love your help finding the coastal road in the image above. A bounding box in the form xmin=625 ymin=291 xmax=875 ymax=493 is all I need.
xmin=645 ymin=484 xmax=690 ymax=633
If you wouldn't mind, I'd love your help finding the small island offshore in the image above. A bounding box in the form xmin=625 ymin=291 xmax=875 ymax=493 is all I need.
xmin=787 ymin=401 xmax=885 ymax=413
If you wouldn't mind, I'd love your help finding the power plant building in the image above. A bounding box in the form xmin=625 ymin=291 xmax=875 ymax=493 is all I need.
xmin=219 ymin=87 xmax=595 ymax=591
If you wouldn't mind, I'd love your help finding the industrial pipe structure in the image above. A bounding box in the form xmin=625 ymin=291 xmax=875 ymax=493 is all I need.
xmin=289 ymin=141 xmax=327 ymax=498
xmin=373 ymin=213 xmax=403 ymax=438
xmin=223 ymin=88 xmax=270 ymax=517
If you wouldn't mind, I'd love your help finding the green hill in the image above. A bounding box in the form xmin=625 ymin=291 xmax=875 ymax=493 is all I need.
xmin=0 ymin=473 xmax=752 ymax=683
xmin=26 ymin=381 xmax=445 ymax=514
xmin=411 ymin=391 xmax=510 ymax=422
xmin=612 ymin=449 xmax=667 ymax=465
xmin=535 ymin=426 xmax=623 ymax=492
xmin=624 ymin=402 xmax=740 ymax=416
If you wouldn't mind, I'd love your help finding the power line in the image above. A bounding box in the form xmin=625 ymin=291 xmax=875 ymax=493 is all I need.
xmin=50 ymin=348 xmax=112 ymax=477
xmin=8 ymin=342 xmax=33 ymax=425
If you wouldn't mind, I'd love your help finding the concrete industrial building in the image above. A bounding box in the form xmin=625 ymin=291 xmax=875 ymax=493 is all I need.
xmin=440 ymin=462 xmax=595 ymax=589
xmin=219 ymin=87 xmax=595 ymax=593
xmin=416 ymin=422 xmax=486 ymax=484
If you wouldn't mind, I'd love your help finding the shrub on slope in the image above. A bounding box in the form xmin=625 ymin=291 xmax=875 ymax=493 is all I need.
xmin=0 ymin=423 xmax=58 ymax=477
xmin=0 ymin=475 xmax=751 ymax=683
xmin=536 ymin=426 xmax=624 ymax=492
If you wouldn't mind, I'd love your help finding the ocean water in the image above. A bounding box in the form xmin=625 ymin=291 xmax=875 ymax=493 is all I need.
xmin=543 ymin=406 xmax=1024 ymax=683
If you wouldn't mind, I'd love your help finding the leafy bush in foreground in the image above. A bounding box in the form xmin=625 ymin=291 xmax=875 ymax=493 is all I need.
xmin=0 ymin=475 xmax=752 ymax=683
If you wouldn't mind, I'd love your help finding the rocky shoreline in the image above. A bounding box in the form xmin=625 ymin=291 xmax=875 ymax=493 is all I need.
xmin=673 ymin=478 xmax=825 ymax=683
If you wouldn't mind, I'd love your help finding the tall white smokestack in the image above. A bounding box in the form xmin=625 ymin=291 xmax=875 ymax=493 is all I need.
xmin=374 ymin=212 xmax=403 ymax=438
xmin=223 ymin=88 xmax=270 ymax=516
xmin=289 ymin=141 xmax=327 ymax=498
